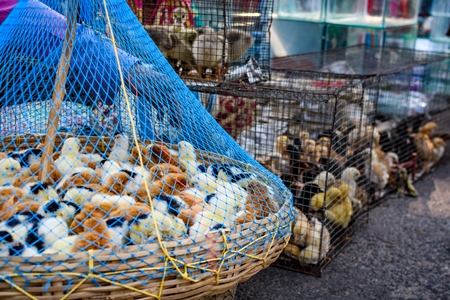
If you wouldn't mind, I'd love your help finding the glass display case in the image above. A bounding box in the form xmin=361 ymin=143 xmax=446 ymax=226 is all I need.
xmin=275 ymin=0 xmax=325 ymax=22
xmin=324 ymin=24 xmax=417 ymax=50
xmin=429 ymin=0 xmax=450 ymax=44
xmin=326 ymin=0 xmax=420 ymax=29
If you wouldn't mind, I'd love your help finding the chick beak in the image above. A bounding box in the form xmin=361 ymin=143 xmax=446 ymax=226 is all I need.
xmin=175 ymin=18 xmax=182 ymax=26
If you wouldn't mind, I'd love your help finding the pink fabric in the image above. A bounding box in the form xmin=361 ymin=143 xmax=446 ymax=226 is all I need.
xmin=0 ymin=0 xmax=18 ymax=25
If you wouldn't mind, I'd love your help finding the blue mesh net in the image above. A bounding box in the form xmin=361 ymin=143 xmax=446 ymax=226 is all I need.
xmin=0 ymin=0 xmax=293 ymax=297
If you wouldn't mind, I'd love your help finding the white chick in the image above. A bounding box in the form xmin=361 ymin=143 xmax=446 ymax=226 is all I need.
xmin=62 ymin=186 xmax=96 ymax=207
xmin=0 ymin=216 xmax=31 ymax=253
xmin=0 ymin=158 xmax=21 ymax=186
xmin=191 ymin=173 xmax=218 ymax=194
xmin=22 ymin=182 xmax=59 ymax=204
xmin=152 ymin=196 xmax=188 ymax=238
xmin=189 ymin=210 xmax=229 ymax=237
xmin=207 ymin=193 xmax=239 ymax=223
xmin=91 ymin=193 xmax=136 ymax=208
xmin=105 ymin=216 xmax=129 ymax=249
xmin=128 ymin=211 xmax=174 ymax=244
xmin=99 ymin=159 xmax=122 ymax=186
xmin=182 ymin=187 xmax=208 ymax=203
xmin=37 ymin=216 xmax=69 ymax=248
xmin=313 ymin=171 xmax=336 ymax=191
xmin=43 ymin=235 xmax=78 ymax=255
xmin=340 ymin=167 xmax=361 ymax=210
xmin=178 ymin=141 xmax=201 ymax=177
xmin=216 ymin=182 xmax=248 ymax=205
xmin=37 ymin=199 xmax=80 ymax=226
xmin=120 ymin=165 xmax=152 ymax=194
xmin=108 ymin=134 xmax=130 ymax=164
xmin=54 ymin=137 xmax=84 ymax=175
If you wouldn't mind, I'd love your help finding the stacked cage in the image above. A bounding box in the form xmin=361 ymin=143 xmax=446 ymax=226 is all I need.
xmin=130 ymin=0 xmax=272 ymax=83
xmin=273 ymin=45 xmax=450 ymax=204
xmin=196 ymin=70 xmax=379 ymax=276
xmin=0 ymin=0 xmax=293 ymax=298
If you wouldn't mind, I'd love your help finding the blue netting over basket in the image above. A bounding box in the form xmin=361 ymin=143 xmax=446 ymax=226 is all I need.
xmin=0 ymin=0 xmax=293 ymax=298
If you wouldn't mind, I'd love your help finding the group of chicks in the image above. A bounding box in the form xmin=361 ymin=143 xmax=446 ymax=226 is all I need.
xmin=0 ymin=135 xmax=279 ymax=257
xmin=263 ymin=128 xmax=376 ymax=265
xmin=144 ymin=7 xmax=254 ymax=79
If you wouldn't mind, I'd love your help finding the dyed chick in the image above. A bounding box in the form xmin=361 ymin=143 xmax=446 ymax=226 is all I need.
xmin=22 ymin=182 xmax=59 ymax=204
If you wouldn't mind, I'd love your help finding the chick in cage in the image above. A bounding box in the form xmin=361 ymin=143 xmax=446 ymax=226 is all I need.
xmin=143 ymin=4 xmax=255 ymax=79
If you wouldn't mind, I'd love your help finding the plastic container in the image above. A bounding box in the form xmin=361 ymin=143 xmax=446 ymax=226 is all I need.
xmin=430 ymin=16 xmax=450 ymax=43
xmin=431 ymin=0 xmax=450 ymax=17
xmin=275 ymin=0 xmax=325 ymax=22
xmin=326 ymin=0 xmax=420 ymax=29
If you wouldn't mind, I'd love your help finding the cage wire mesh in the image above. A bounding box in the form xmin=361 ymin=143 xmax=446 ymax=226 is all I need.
xmin=197 ymin=69 xmax=379 ymax=276
xmin=272 ymin=45 xmax=450 ymax=204
xmin=0 ymin=0 xmax=293 ymax=298
xmin=129 ymin=0 xmax=272 ymax=84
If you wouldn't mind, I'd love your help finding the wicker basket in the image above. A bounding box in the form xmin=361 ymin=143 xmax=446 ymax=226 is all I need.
xmin=0 ymin=134 xmax=292 ymax=300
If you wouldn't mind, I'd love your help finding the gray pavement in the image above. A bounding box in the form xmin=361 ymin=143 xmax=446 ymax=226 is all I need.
xmin=236 ymin=147 xmax=450 ymax=300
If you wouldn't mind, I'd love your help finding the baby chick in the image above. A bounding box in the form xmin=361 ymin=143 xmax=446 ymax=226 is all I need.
xmin=54 ymin=138 xmax=84 ymax=175
xmin=178 ymin=141 xmax=201 ymax=177
xmin=108 ymin=134 xmax=130 ymax=164
xmin=192 ymin=27 xmax=229 ymax=79
xmin=335 ymin=167 xmax=362 ymax=210
xmin=22 ymin=182 xmax=59 ymax=204
xmin=105 ymin=216 xmax=129 ymax=249
xmin=298 ymin=217 xmax=330 ymax=266
xmin=325 ymin=184 xmax=353 ymax=228
xmin=0 ymin=158 xmax=21 ymax=186
xmin=62 ymin=186 xmax=96 ymax=207
xmin=189 ymin=209 xmax=229 ymax=237
xmin=290 ymin=207 xmax=310 ymax=247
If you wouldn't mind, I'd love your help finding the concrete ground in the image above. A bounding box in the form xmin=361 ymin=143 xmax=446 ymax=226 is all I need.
xmin=236 ymin=148 xmax=450 ymax=300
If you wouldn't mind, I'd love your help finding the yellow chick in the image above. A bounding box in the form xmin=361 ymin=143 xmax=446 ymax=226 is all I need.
xmin=298 ymin=217 xmax=330 ymax=265
xmin=282 ymin=243 xmax=301 ymax=260
xmin=290 ymin=207 xmax=310 ymax=247
xmin=325 ymin=184 xmax=353 ymax=228
xmin=311 ymin=192 xmax=325 ymax=210
xmin=324 ymin=187 xmax=341 ymax=207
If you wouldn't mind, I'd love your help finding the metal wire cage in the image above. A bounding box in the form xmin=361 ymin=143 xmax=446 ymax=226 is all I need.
xmin=127 ymin=0 xmax=272 ymax=83
xmin=196 ymin=69 xmax=380 ymax=276
xmin=272 ymin=45 xmax=450 ymax=201
xmin=0 ymin=0 xmax=293 ymax=298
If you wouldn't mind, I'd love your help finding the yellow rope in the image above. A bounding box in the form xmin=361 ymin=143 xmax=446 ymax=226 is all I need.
xmin=101 ymin=0 xmax=201 ymax=292
xmin=0 ymin=221 xmax=288 ymax=299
